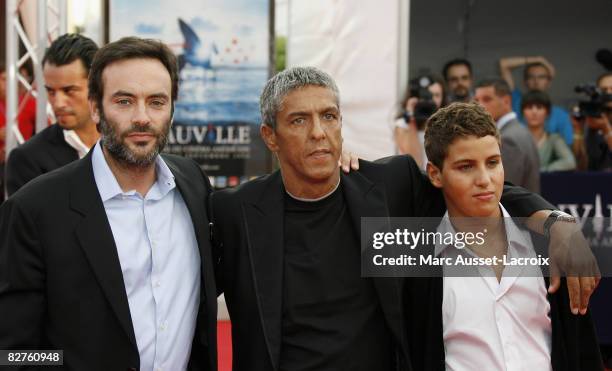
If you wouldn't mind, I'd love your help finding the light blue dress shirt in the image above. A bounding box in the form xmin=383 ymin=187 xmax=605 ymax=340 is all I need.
xmin=92 ymin=142 xmax=201 ymax=371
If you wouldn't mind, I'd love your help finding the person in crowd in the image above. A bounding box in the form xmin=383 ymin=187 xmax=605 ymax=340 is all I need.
xmin=442 ymin=58 xmax=474 ymax=103
xmin=5 ymin=34 xmax=100 ymax=196
xmin=522 ymin=90 xmax=576 ymax=172
xmin=599 ymin=72 xmax=612 ymax=97
xmin=404 ymin=101 xmax=603 ymax=370
xmin=394 ymin=74 xmax=446 ymax=169
xmin=475 ymin=78 xmax=541 ymax=192
xmin=598 ymin=72 xmax=612 ymax=151
xmin=499 ymin=56 xmax=573 ymax=145
xmin=0 ymin=37 xmax=218 ymax=371
xmin=571 ymin=72 xmax=612 ymax=171
xmin=210 ymin=66 xmax=596 ymax=371
xmin=0 ymin=62 xmax=37 ymax=202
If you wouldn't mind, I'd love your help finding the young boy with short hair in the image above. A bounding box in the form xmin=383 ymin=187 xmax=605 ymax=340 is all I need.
xmin=404 ymin=102 xmax=602 ymax=370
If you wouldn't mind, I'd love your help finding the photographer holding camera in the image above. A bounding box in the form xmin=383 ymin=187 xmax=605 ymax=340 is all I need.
xmin=572 ymin=72 xmax=612 ymax=171
xmin=394 ymin=75 xmax=445 ymax=169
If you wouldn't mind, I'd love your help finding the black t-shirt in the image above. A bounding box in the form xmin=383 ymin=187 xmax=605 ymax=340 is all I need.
xmin=278 ymin=184 xmax=393 ymax=371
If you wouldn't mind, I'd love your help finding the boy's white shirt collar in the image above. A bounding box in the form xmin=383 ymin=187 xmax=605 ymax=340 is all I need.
xmin=434 ymin=203 xmax=533 ymax=258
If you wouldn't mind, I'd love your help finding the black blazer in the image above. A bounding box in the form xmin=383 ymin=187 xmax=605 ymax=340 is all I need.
xmin=5 ymin=124 xmax=79 ymax=196
xmin=403 ymin=233 xmax=604 ymax=371
xmin=211 ymin=155 xmax=554 ymax=371
xmin=212 ymin=169 xmax=413 ymax=371
xmin=0 ymin=151 xmax=218 ymax=371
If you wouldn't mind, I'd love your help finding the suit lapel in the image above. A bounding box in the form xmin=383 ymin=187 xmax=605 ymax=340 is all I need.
xmin=243 ymin=171 xmax=285 ymax=370
xmin=342 ymin=171 xmax=409 ymax=360
xmin=69 ymin=153 xmax=137 ymax=348
xmin=164 ymin=157 xmax=209 ymax=248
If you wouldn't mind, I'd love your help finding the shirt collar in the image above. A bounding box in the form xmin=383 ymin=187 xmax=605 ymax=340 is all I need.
xmin=496 ymin=111 xmax=517 ymax=131
xmin=499 ymin=203 xmax=533 ymax=252
xmin=284 ymin=177 xmax=341 ymax=202
xmin=92 ymin=141 xmax=176 ymax=202
xmin=63 ymin=129 xmax=91 ymax=159
xmin=434 ymin=203 xmax=532 ymax=257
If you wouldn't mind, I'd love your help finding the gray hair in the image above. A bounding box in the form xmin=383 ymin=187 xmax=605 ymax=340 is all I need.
xmin=260 ymin=66 xmax=340 ymax=129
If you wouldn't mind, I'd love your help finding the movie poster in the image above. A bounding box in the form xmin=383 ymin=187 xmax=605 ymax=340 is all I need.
xmin=110 ymin=0 xmax=272 ymax=187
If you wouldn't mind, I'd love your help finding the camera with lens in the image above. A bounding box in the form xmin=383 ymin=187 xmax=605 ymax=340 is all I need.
xmin=403 ymin=75 xmax=438 ymax=130
xmin=572 ymin=84 xmax=612 ymax=119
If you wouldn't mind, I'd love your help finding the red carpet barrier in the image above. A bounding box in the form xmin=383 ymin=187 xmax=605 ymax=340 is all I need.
xmin=218 ymin=321 xmax=232 ymax=371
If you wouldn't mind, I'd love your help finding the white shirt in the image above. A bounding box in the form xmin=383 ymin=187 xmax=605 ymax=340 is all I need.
xmin=417 ymin=130 xmax=428 ymax=169
xmin=92 ymin=142 xmax=201 ymax=371
xmin=63 ymin=129 xmax=90 ymax=158
xmin=437 ymin=204 xmax=552 ymax=371
xmin=497 ymin=111 xmax=517 ymax=131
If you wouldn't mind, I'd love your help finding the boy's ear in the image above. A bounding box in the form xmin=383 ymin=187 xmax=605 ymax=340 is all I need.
xmin=426 ymin=162 xmax=443 ymax=189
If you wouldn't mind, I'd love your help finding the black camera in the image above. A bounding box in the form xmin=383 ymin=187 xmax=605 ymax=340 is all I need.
xmin=573 ymin=84 xmax=612 ymax=118
xmin=403 ymin=75 xmax=438 ymax=130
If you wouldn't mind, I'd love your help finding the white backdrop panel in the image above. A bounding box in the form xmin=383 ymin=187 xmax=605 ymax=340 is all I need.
xmin=287 ymin=0 xmax=400 ymax=160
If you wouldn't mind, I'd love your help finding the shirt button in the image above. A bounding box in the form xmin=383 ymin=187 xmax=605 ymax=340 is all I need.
xmin=160 ymin=321 xmax=167 ymax=331
xmin=154 ymin=281 xmax=161 ymax=288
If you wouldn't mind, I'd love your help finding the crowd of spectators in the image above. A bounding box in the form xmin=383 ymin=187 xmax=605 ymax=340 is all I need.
xmin=2 ymin=47 xmax=611 ymax=205
xmin=395 ymin=55 xmax=612 ymax=179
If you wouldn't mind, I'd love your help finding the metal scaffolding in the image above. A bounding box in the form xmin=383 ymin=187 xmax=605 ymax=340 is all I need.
xmin=4 ymin=0 xmax=67 ymax=162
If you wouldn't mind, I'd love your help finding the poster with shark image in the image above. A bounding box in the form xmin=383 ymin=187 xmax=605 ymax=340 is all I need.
xmin=110 ymin=0 xmax=272 ymax=184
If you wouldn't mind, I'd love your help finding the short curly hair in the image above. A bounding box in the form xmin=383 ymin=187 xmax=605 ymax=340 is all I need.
xmin=424 ymin=102 xmax=500 ymax=169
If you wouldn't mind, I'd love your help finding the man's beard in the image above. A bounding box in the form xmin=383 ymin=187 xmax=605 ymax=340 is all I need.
xmin=453 ymin=86 xmax=470 ymax=100
xmin=99 ymin=111 xmax=170 ymax=169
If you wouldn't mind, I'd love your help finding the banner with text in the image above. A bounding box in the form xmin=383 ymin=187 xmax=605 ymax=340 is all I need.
xmin=110 ymin=0 xmax=272 ymax=186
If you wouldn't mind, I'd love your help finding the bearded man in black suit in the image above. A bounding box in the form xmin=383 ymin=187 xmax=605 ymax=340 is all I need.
xmin=0 ymin=37 xmax=217 ymax=371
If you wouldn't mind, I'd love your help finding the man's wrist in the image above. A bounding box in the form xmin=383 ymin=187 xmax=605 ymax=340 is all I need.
xmin=544 ymin=210 xmax=577 ymax=238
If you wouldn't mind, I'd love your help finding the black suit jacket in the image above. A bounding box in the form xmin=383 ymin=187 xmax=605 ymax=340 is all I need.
xmin=404 ymin=233 xmax=604 ymax=371
xmin=211 ymin=155 xmax=554 ymax=371
xmin=5 ymin=124 xmax=79 ymax=196
xmin=212 ymin=169 xmax=410 ymax=371
xmin=0 ymin=151 xmax=217 ymax=371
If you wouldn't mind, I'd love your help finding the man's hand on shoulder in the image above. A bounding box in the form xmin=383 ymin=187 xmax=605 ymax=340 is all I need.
xmin=339 ymin=150 xmax=360 ymax=173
